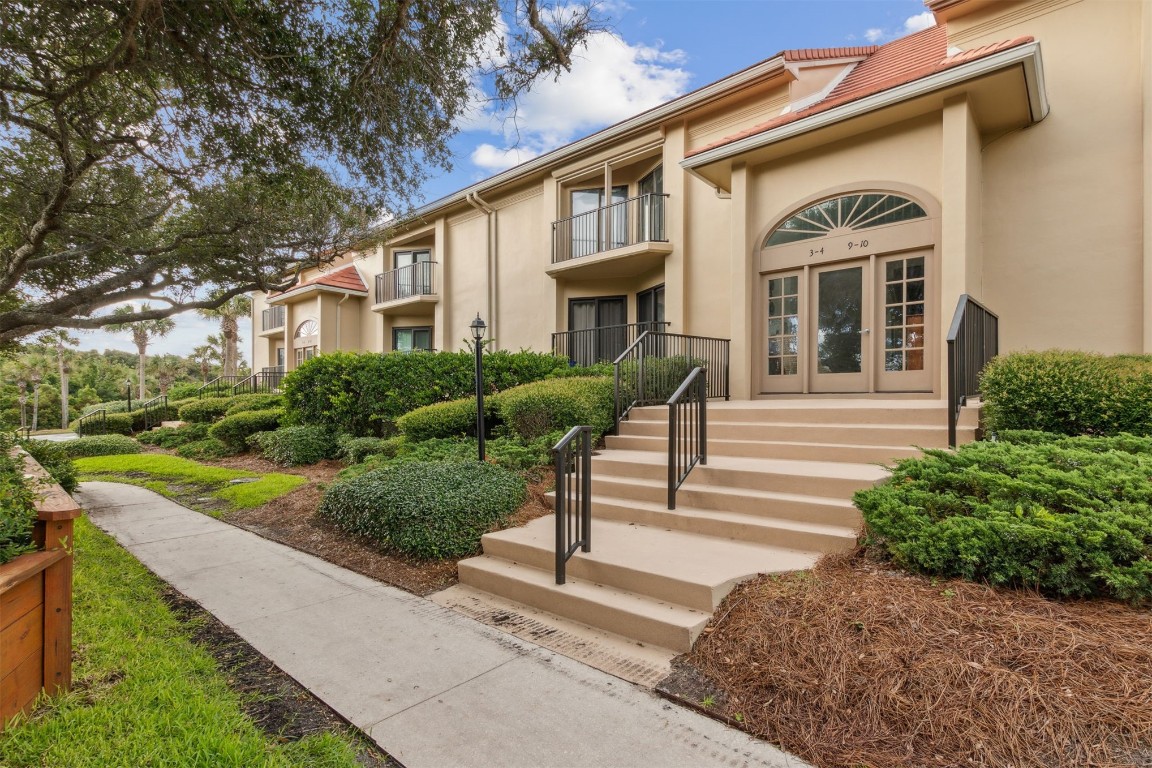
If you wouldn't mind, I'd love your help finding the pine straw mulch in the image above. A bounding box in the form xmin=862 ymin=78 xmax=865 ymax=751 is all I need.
xmin=676 ymin=551 xmax=1152 ymax=768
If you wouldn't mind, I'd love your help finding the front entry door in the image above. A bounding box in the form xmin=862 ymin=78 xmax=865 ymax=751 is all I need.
xmin=810 ymin=260 xmax=869 ymax=392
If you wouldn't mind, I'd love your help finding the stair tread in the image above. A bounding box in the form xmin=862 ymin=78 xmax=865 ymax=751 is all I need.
xmin=484 ymin=516 xmax=821 ymax=587
xmin=633 ymin=399 xmax=949 ymax=411
xmin=612 ymin=435 xmax=924 ymax=451
xmin=582 ymin=476 xmax=858 ymax=508
xmin=625 ymin=419 xmax=952 ymax=431
xmin=459 ymin=555 xmax=711 ymax=625
xmin=593 ymin=449 xmax=890 ymax=482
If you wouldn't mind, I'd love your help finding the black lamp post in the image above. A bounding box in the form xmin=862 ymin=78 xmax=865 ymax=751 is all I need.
xmin=126 ymin=378 xmax=133 ymax=412
xmin=470 ymin=313 xmax=487 ymax=462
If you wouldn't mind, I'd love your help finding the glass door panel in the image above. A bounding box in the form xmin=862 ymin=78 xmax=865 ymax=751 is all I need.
xmin=876 ymin=251 xmax=931 ymax=391
xmin=760 ymin=272 xmax=802 ymax=393
xmin=810 ymin=261 xmax=868 ymax=392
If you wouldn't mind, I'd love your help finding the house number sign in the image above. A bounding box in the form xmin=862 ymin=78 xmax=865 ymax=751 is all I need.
xmin=807 ymin=239 xmax=871 ymax=258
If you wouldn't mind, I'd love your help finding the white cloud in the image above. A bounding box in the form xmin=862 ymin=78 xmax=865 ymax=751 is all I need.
xmin=77 ymin=312 xmax=250 ymax=358
xmin=903 ymin=12 xmax=936 ymax=34
xmin=464 ymin=31 xmax=690 ymax=174
xmin=864 ymin=28 xmax=885 ymax=44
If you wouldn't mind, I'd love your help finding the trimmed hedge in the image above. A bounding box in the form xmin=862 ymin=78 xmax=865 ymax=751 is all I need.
xmin=175 ymin=438 xmax=237 ymax=460
xmin=339 ymin=436 xmax=553 ymax=481
xmin=319 ymin=460 xmax=525 ymax=559
xmin=981 ymin=351 xmax=1152 ymax=436
xmin=71 ymin=412 xmax=133 ymax=436
xmin=136 ymin=422 xmax=211 ymax=448
xmin=854 ymin=435 xmax=1152 ymax=601
xmin=336 ymin=435 xmax=403 ymax=464
xmin=60 ymin=434 xmax=143 ymax=459
xmin=178 ymin=397 xmax=234 ymax=424
xmin=18 ymin=439 xmax=78 ymax=494
xmin=281 ymin=350 xmax=572 ymax=436
xmin=253 ymin=426 xmax=338 ymax=466
xmin=491 ymin=376 xmax=614 ymax=441
xmin=0 ymin=435 xmax=36 ymax=565
xmin=225 ymin=394 xmax=284 ymax=416
xmin=208 ymin=408 xmax=284 ymax=449
xmin=397 ymin=398 xmax=493 ymax=442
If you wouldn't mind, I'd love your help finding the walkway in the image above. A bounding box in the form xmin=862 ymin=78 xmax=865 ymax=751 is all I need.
xmin=76 ymin=482 xmax=809 ymax=768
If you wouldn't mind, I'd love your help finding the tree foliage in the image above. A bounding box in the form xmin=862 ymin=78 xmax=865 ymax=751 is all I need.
xmin=0 ymin=0 xmax=601 ymax=346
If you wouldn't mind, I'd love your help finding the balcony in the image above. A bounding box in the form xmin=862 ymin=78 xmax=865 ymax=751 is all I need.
xmin=549 ymin=193 xmax=673 ymax=279
xmin=259 ymin=305 xmax=285 ymax=336
xmin=552 ymin=321 xmax=670 ymax=366
xmin=372 ymin=261 xmax=439 ymax=314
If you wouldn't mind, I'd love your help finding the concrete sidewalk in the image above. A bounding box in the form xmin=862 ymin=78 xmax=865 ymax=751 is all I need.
xmin=76 ymin=482 xmax=809 ymax=768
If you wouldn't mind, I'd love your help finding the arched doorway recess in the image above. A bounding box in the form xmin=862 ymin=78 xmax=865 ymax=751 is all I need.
xmin=756 ymin=188 xmax=939 ymax=395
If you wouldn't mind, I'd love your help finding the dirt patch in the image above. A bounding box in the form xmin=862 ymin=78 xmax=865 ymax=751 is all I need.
xmin=669 ymin=551 xmax=1152 ymax=768
xmin=159 ymin=585 xmax=398 ymax=765
xmin=208 ymin=454 xmax=345 ymax=484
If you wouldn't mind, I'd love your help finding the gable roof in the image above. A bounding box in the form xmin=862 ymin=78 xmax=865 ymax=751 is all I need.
xmin=686 ymin=26 xmax=1035 ymax=158
xmin=273 ymin=264 xmax=367 ymax=299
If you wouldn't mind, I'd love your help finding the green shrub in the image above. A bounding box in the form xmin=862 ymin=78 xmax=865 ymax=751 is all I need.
xmin=854 ymin=436 xmax=1152 ymax=601
xmin=253 ymin=426 xmax=338 ymax=466
xmin=336 ymin=435 xmax=403 ymax=464
xmin=19 ymin=439 xmax=78 ymax=493
xmin=136 ymin=422 xmax=212 ymax=448
xmin=127 ymin=404 xmax=180 ymax=432
xmin=0 ymin=435 xmax=36 ymax=565
xmin=396 ymin=397 xmax=497 ymax=441
xmin=319 ymin=460 xmax=526 ymax=559
xmin=175 ymin=438 xmax=237 ymax=460
xmin=981 ymin=351 xmax=1152 ymax=436
xmin=281 ymin=350 xmax=571 ymax=436
xmin=71 ymin=411 xmax=133 ymax=436
xmin=337 ymin=436 xmax=552 ymax=481
xmin=491 ymin=376 xmax=614 ymax=441
xmin=178 ymin=397 xmax=234 ymax=424
xmin=166 ymin=382 xmax=202 ymax=400
xmin=208 ymin=408 xmax=284 ymax=449
xmin=225 ymin=394 xmax=284 ymax=416
xmin=547 ymin=362 xmax=614 ymax=378
xmin=60 ymin=434 xmax=143 ymax=459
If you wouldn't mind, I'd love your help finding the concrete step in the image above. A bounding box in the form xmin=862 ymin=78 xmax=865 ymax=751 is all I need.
xmin=479 ymin=516 xmax=818 ymax=612
xmin=605 ymin=433 xmax=922 ymax=464
xmin=457 ymin=555 xmax=711 ymax=653
xmin=592 ymin=450 xmax=887 ymax=497
xmin=628 ymin=399 xmax=951 ymax=426
xmin=618 ymin=419 xmax=954 ymax=448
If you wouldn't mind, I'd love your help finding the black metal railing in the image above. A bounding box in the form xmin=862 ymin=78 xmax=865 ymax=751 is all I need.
xmin=946 ymin=294 xmax=999 ymax=447
xmin=552 ymin=321 xmax=670 ymax=367
xmin=552 ymin=193 xmax=669 ymax=263
xmin=612 ymin=331 xmax=729 ymax=432
xmin=12 ymin=426 xmax=31 ymax=441
xmin=232 ymin=368 xmax=285 ymax=395
xmin=667 ymin=368 xmax=707 ymax=510
xmin=261 ymin=305 xmax=285 ymax=332
xmin=375 ymin=261 xmax=438 ymax=304
xmin=140 ymin=395 xmax=168 ymax=431
xmin=198 ymin=375 xmax=246 ymax=399
xmin=552 ymin=425 xmax=593 ymax=585
xmin=77 ymin=409 xmax=107 ymax=437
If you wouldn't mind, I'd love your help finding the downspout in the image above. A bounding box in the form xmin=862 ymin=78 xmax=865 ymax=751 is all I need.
xmin=336 ymin=292 xmax=350 ymax=350
xmin=466 ymin=191 xmax=498 ymax=348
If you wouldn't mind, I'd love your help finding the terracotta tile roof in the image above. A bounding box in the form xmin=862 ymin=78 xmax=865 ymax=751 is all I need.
xmin=783 ymin=46 xmax=877 ymax=62
xmin=275 ymin=264 xmax=367 ymax=297
xmin=686 ymin=26 xmax=1035 ymax=158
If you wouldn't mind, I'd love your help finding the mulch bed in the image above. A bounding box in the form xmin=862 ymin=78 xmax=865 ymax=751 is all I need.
xmin=664 ymin=551 xmax=1152 ymax=768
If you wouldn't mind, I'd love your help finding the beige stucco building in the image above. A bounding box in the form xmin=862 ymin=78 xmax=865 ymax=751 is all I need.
xmin=252 ymin=0 xmax=1152 ymax=403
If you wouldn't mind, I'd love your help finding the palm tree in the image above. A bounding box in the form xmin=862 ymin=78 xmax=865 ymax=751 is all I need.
xmin=107 ymin=304 xmax=176 ymax=400
xmin=13 ymin=354 xmax=51 ymax=432
xmin=198 ymin=295 xmax=251 ymax=378
xmin=191 ymin=343 xmax=222 ymax=383
xmin=39 ymin=330 xmax=77 ymax=428
xmin=149 ymin=357 xmax=183 ymax=395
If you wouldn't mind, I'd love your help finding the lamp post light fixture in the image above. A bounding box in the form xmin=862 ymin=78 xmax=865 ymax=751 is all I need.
xmin=470 ymin=313 xmax=487 ymax=462
xmin=126 ymin=378 xmax=133 ymax=412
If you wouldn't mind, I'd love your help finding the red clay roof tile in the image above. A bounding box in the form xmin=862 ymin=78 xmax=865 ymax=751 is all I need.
xmin=275 ymin=264 xmax=367 ymax=297
xmin=783 ymin=46 xmax=877 ymax=62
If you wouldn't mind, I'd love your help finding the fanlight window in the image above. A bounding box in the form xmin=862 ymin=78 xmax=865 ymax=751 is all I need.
xmin=764 ymin=193 xmax=927 ymax=247
xmin=294 ymin=319 xmax=318 ymax=338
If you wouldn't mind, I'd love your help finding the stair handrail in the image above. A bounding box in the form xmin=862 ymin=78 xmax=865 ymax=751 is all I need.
xmin=612 ymin=330 xmax=652 ymax=433
xmin=77 ymin=408 xmax=107 ymax=437
xmin=946 ymin=294 xmax=999 ymax=447
xmin=666 ymin=367 xmax=707 ymax=510
xmin=140 ymin=394 xmax=168 ymax=431
xmin=552 ymin=425 xmax=593 ymax=585
xmin=197 ymin=375 xmax=244 ymax=399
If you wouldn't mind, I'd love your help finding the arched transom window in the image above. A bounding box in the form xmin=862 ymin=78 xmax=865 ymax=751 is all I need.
xmin=294 ymin=319 xmax=318 ymax=338
xmin=764 ymin=193 xmax=927 ymax=247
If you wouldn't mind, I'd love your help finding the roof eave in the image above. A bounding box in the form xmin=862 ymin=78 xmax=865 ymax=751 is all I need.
xmin=266 ymin=284 xmax=368 ymax=305
xmin=681 ymin=41 xmax=1048 ymax=184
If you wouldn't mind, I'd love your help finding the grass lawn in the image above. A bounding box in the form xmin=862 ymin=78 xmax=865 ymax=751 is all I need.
xmin=0 ymin=518 xmax=363 ymax=767
xmin=74 ymin=454 xmax=306 ymax=515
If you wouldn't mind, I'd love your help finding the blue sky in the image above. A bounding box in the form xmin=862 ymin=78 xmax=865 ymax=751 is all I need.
xmin=81 ymin=0 xmax=933 ymax=359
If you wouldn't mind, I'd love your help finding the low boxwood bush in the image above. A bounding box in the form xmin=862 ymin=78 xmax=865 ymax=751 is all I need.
xmin=319 ymin=460 xmax=526 ymax=559
xmin=396 ymin=398 xmax=496 ymax=442
xmin=60 ymin=434 xmax=143 ymax=459
xmin=337 ymin=435 xmax=554 ymax=481
xmin=491 ymin=376 xmax=614 ymax=441
xmin=175 ymin=438 xmax=238 ymax=460
xmin=336 ymin=435 xmax=403 ymax=464
xmin=225 ymin=394 xmax=284 ymax=416
xmin=253 ymin=426 xmax=338 ymax=466
xmin=178 ymin=397 xmax=234 ymax=424
xmin=854 ymin=435 xmax=1152 ymax=601
xmin=209 ymin=408 xmax=284 ymax=450
xmin=981 ymin=351 xmax=1152 ymax=436
xmin=71 ymin=412 xmax=133 ymax=436
xmin=19 ymin=439 xmax=78 ymax=493
xmin=136 ymin=422 xmax=211 ymax=448
xmin=0 ymin=435 xmax=36 ymax=565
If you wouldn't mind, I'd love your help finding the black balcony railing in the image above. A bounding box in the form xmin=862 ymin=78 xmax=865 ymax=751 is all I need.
xmin=261 ymin=305 xmax=285 ymax=332
xmin=946 ymin=294 xmax=999 ymax=447
xmin=667 ymin=367 xmax=707 ymax=510
xmin=552 ymin=425 xmax=593 ymax=585
xmin=552 ymin=193 xmax=669 ymax=264
xmin=376 ymin=262 xmax=438 ymax=304
xmin=551 ymin=322 xmax=670 ymax=367
xmin=612 ymin=331 xmax=730 ymax=432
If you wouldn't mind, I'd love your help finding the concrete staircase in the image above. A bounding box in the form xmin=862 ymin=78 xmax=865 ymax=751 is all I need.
xmin=455 ymin=399 xmax=975 ymax=655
